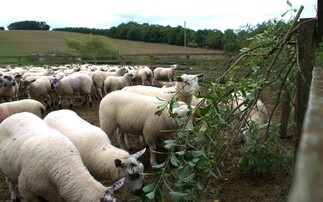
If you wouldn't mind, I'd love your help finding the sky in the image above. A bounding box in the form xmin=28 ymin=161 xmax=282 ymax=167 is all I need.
xmin=0 ymin=0 xmax=317 ymax=31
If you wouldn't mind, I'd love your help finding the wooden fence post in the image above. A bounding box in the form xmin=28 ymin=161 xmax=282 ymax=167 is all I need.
xmin=294 ymin=18 xmax=316 ymax=155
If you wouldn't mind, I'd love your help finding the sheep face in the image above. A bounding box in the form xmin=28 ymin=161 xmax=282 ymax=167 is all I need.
xmin=114 ymin=148 xmax=146 ymax=196
xmin=101 ymin=178 xmax=125 ymax=202
xmin=175 ymin=74 xmax=199 ymax=95
xmin=0 ymin=76 xmax=7 ymax=87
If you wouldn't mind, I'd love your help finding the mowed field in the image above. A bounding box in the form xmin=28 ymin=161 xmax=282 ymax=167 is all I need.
xmin=0 ymin=30 xmax=221 ymax=56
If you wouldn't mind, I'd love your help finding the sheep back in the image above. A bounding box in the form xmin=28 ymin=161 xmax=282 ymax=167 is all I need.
xmin=0 ymin=99 xmax=45 ymax=122
xmin=43 ymin=109 xmax=130 ymax=181
xmin=99 ymin=91 xmax=181 ymax=146
xmin=0 ymin=112 xmax=107 ymax=202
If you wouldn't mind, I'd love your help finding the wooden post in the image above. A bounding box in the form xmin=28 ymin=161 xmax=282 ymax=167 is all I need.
xmin=289 ymin=66 xmax=323 ymax=202
xmin=294 ymin=18 xmax=316 ymax=155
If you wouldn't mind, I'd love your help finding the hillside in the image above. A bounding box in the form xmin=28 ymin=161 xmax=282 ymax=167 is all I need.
xmin=0 ymin=30 xmax=221 ymax=56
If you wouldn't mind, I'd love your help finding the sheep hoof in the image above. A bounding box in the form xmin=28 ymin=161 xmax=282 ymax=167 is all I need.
xmin=69 ymin=104 xmax=73 ymax=109
xmin=58 ymin=104 xmax=62 ymax=109
xmin=90 ymin=103 xmax=93 ymax=107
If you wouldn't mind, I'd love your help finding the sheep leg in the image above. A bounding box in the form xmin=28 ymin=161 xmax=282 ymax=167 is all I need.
xmin=97 ymin=88 xmax=103 ymax=99
xmin=68 ymin=96 xmax=73 ymax=109
xmin=6 ymin=177 xmax=20 ymax=202
xmin=149 ymin=143 xmax=158 ymax=167
xmin=124 ymin=133 xmax=132 ymax=150
xmin=82 ymin=94 xmax=88 ymax=106
xmin=117 ymin=129 xmax=127 ymax=150
xmin=58 ymin=96 xmax=62 ymax=109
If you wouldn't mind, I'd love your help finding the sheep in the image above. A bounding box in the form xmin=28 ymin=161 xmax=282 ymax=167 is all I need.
xmin=43 ymin=109 xmax=146 ymax=196
xmin=0 ymin=112 xmax=125 ymax=202
xmin=99 ymin=90 xmax=191 ymax=166
xmin=153 ymin=64 xmax=177 ymax=82
xmin=133 ymin=65 xmax=153 ymax=86
xmin=0 ymin=99 xmax=45 ymax=122
xmin=230 ymin=91 xmax=269 ymax=144
xmin=92 ymin=66 xmax=129 ymax=99
xmin=50 ymin=72 xmax=93 ymax=109
xmin=21 ymin=68 xmax=53 ymax=80
xmin=19 ymin=76 xmax=57 ymax=109
xmin=103 ymin=72 xmax=135 ymax=94
xmin=122 ymin=74 xmax=199 ymax=106
xmin=0 ymin=74 xmax=23 ymax=102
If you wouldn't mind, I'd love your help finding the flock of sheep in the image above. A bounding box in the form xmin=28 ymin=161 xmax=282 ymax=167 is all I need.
xmin=0 ymin=63 xmax=269 ymax=201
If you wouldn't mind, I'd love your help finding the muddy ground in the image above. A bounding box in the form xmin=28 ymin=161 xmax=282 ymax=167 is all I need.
xmin=0 ymin=96 xmax=294 ymax=202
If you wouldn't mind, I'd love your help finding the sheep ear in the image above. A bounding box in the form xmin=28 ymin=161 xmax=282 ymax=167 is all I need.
xmin=114 ymin=159 xmax=125 ymax=168
xmin=131 ymin=148 xmax=146 ymax=159
xmin=175 ymin=76 xmax=183 ymax=82
xmin=108 ymin=177 xmax=125 ymax=192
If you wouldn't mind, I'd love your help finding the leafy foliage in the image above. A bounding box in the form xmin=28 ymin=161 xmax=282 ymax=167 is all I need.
xmin=141 ymin=9 xmax=299 ymax=202
xmin=64 ymin=35 xmax=119 ymax=60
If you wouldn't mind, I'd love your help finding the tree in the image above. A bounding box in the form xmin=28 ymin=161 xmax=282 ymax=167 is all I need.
xmin=7 ymin=20 xmax=50 ymax=30
xmin=65 ymin=35 xmax=119 ymax=60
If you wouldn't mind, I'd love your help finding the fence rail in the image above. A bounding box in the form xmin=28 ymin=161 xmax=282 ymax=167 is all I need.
xmin=0 ymin=52 xmax=231 ymax=67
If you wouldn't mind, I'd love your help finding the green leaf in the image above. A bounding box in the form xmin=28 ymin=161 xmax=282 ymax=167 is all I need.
xmin=170 ymin=154 xmax=179 ymax=166
xmin=286 ymin=0 xmax=292 ymax=7
xmin=169 ymin=191 xmax=188 ymax=197
xmin=176 ymin=150 xmax=185 ymax=155
xmin=146 ymin=191 xmax=155 ymax=199
xmin=143 ymin=182 xmax=155 ymax=192
xmin=152 ymin=162 xmax=165 ymax=169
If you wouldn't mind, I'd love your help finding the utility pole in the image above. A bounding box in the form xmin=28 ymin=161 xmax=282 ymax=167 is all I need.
xmin=184 ymin=21 xmax=187 ymax=54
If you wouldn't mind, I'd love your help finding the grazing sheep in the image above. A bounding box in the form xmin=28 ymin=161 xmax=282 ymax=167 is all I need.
xmin=122 ymin=74 xmax=199 ymax=106
xmin=43 ymin=109 xmax=146 ymax=196
xmin=19 ymin=76 xmax=57 ymax=110
xmin=92 ymin=66 xmax=129 ymax=99
xmin=230 ymin=92 xmax=269 ymax=144
xmin=103 ymin=72 xmax=135 ymax=94
xmin=0 ymin=99 xmax=45 ymax=122
xmin=0 ymin=112 xmax=125 ymax=202
xmin=99 ymin=90 xmax=191 ymax=166
xmin=153 ymin=64 xmax=177 ymax=82
xmin=50 ymin=72 xmax=93 ymax=109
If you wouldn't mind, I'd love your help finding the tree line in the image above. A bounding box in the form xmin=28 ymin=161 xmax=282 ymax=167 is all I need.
xmin=54 ymin=20 xmax=289 ymax=53
xmin=7 ymin=20 xmax=50 ymax=30
xmin=3 ymin=20 xmax=289 ymax=53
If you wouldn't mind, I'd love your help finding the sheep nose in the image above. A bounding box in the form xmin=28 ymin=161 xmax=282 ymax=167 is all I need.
xmin=134 ymin=189 xmax=143 ymax=196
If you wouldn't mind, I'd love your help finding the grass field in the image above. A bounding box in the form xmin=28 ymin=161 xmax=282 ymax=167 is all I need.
xmin=0 ymin=30 xmax=221 ymax=56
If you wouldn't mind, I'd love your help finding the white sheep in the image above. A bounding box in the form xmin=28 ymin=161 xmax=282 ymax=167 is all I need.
xmin=103 ymin=72 xmax=135 ymax=94
xmin=99 ymin=90 xmax=191 ymax=166
xmin=153 ymin=64 xmax=177 ymax=82
xmin=230 ymin=91 xmax=269 ymax=144
xmin=122 ymin=74 xmax=199 ymax=106
xmin=0 ymin=99 xmax=45 ymax=122
xmin=19 ymin=76 xmax=57 ymax=109
xmin=50 ymin=72 xmax=93 ymax=109
xmin=43 ymin=109 xmax=146 ymax=196
xmin=135 ymin=65 xmax=154 ymax=85
xmin=92 ymin=66 xmax=129 ymax=98
xmin=0 ymin=112 xmax=125 ymax=202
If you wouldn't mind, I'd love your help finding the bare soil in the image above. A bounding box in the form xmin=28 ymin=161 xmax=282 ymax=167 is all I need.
xmin=0 ymin=96 xmax=294 ymax=202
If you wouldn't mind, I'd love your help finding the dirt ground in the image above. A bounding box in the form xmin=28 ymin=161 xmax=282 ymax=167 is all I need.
xmin=0 ymin=96 xmax=294 ymax=202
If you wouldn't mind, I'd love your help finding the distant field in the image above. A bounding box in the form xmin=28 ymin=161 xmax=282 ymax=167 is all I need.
xmin=0 ymin=30 xmax=221 ymax=56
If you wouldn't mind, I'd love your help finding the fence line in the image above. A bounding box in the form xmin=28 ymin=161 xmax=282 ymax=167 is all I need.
xmin=0 ymin=52 xmax=231 ymax=67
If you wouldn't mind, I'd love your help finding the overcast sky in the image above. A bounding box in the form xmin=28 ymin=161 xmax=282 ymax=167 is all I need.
xmin=0 ymin=0 xmax=317 ymax=31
